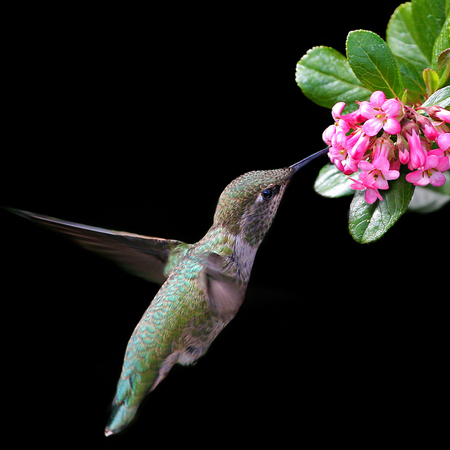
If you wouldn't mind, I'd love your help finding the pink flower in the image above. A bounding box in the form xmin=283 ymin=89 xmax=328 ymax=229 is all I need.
xmin=416 ymin=114 xmax=439 ymax=140
xmin=406 ymin=128 xmax=428 ymax=170
xmin=405 ymin=155 xmax=449 ymax=186
xmin=433 ymin=132 xmax=450 ymax=159
xmin=435 ymin=108 xmax=450 ymax=124
xmin=426 ymin=106 xmax=450 ymax=124
xmin=371 ymin=136 xmax=397 ymax=163
xmin=323 ymin=125 xmax=337 ymax=145
xmin=348 ymin=129 xmax=371 ymax=160
xmin=331 ymin=102 xmax=365 ymax=128
xmin=350 ymin=172 xmax=383 ymax=204
xmin=360 ymin=91 xmax=403 ymax=136
xmin=396 ymin=134 xmax=409 ymax=164
xmin=428 ymin=133 xmax=450 ymax=172
xmin=359 ymin=156 xmax=400 ymax=189
xmin=322 ymin=94 xmax=449 ymax=204
xmin=349 ymin=156 xmax=400 ymax=203
xmin=326 ymin=125 xmax=371 ymax=175
xmin=437 ymin=132 xmax=450 ymax=151
xmin=428 ymin=117 xmax=450 ymax=135
xmin=331 ymin=102 xmax=346 ymax=121
xmin=323 ymin=102 xmax=351 ymax=146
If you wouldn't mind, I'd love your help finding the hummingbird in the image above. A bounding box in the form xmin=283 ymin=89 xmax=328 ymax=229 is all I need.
xmin=6 ymin=147 xmax=328 ymax=436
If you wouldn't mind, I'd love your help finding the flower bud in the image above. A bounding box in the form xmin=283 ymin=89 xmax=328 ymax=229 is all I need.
xmin=407 ymin=129 xmax=427 ymax=169
xmin=427 ymin=106 xmax=450 ymax=123
xmin=416 ymin=114 xmax=439 ymax=140
xmin=401 ymin=120 xmax=420 ymax=137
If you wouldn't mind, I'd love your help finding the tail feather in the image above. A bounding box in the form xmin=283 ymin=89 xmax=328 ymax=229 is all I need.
xmin=104 ymin=374 xmax=141 ymax=437
xmin=105 ymin=402 xmax=139 ymax=437
xmin=104 ymin=355 xmax=162 ymax=436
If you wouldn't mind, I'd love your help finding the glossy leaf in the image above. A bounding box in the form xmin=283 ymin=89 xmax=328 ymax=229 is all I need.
xmin=436 ymin=49 xmax=450 ymax=88
xmin=346 ymin=30 xmax=404 ymax=98
xmin=432 ymin=16 xmax=450 ymax=65
xmin=314 ymin=164 xmax=354 ymax=198
xmin=386 ymin=2 xmax=430 ymax=73
xmin=423 ymin=68 xmax=440 ymax=96
xmin=433 ymin=16 xmax=450 ymax=87
xmin=421 ymin=85 xmax=450 ymax=108
xmin=396 ymin=56 xmax=427 ymax=100
xmin=348 ymin=172 xmax=415 ymax=244
xmin=411 ymin=0 xmax=448 ymax=67
xmin=296 ymin=46 xmax=371 ymax=113
xmin=408 ymin=172 xmax=450 ymax=213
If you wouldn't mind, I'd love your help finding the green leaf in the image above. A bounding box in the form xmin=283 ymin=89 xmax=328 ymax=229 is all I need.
xmin=346 ymin=30 xmax=404 ymax=98
xmin=408 ymin=171 xmax=450 ymax=213
xmin=411 ymin=0 xmax=447 ymax=67
xmin=395 ymin=56 xmax=427 ymax=99
xmin=314 ymin=164 xmax=354 ymax=198
xmin=433 ymin=16 xmax=450 ymax=87
xmin=386 ymin=2 xmax=430 ymax=73
xmin=436 ymin=49 xmax=450 ymax=88
xmin=296 ymin=46 xmax=371 ymax=113
xmin=432 ymin=16 xmax=449 ymax=68
xmin=348 ymin=172 xmax=415 ymax=244
xmin=421 ymin=85 xmax=450 ymax=108
xmin=423 ymin=68 xmax=440 ymax=96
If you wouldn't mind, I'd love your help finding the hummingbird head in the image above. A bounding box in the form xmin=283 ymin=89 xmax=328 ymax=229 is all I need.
xmin=213 ymin=148 xmax=328 ymax=247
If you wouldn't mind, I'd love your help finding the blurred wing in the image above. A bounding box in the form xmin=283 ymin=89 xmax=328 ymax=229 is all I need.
xmin=7 ymin=208 xmax=189 ymax=284
xmin=203 ymin=252 xmax=246 ymax=321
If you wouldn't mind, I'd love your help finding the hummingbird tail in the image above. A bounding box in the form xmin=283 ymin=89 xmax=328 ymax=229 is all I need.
xmin=104 ymin=402 xmax=139 ymax=437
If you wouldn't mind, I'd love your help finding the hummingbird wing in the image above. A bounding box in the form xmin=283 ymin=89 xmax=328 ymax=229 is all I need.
xmin=202 ymin=252 xmax=247 ymax=321
xmin=6 ymin=208 xmax=189 ymax=284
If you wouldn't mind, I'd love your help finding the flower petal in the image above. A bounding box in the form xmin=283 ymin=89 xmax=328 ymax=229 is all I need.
xmin=384 ymin=169 xmax=400 ymax=181
xmin=436 ymin=109 xmax=450 ymax=123
xmin=399 ymin=148 xmax=409 ymax=164
xmin=363 ymin=118 xmax=383 ymax=136
xmin=359 ymin=101 xmax=377 ymax=119
xmin=437 ymin=156 xmax=450 ymax=172
xmin=350 ymin=182 xmax=365 ymax=191
xmin=349 ymin=133 xmax=371 ymax=160
xmin=382 ymin=99 xmax=400 ymax=117
xmin=359 ymin=171 xmax=376 ymax=187
xmin=437 ymin=133 xmax=450 ymax=152
xmin=383 ymin=118 xmax=401 ymax=135
xmin=429 ymin=149 xmax=443 ymax=158
xmin=365 ymin=188 xmax=379 ymax=203
xmin=407 ymin=129 xmax=427 ymax=169
xmin=429 ymin=171 xmax=446 ymax=186
xmin=375 ymin=177 xmax=389 ymax=190
xmin=423 ymin=155 xmax=439 ymax=170
xmin=334 ymin=130 xmax=348 ymax=149
xmin=358 ymin=160 xmax=374 ymax=172
xmin=322 ymin=125 xmax=336 ymax=144
xmin=372 ymin=156 xmax=390 ymax=172
xmin=370 ymin=91 xmax=386 ymax=108
xmin=406 ymin=170 xmax=429 ymax=186
xmin=337 ymin=119 xmax=350 ymax=134
xmin=332 ymin=102 xmax=346 ymax=120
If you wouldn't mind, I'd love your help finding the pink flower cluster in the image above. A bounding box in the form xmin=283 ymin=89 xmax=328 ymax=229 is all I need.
xmin=323 ymin=91 xmax=450 ymax=203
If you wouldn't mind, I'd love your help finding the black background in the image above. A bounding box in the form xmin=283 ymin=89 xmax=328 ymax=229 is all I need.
xmin=2 ymin=3 xmax=448 ymax=447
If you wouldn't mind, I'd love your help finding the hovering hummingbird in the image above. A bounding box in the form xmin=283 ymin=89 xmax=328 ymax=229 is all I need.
xmin=6 ymin=148 xmax=328 ymax=436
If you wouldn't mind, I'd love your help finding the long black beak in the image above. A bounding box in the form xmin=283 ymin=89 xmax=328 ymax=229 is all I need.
xmin=289 ymin=147 xmax=329 ymax=177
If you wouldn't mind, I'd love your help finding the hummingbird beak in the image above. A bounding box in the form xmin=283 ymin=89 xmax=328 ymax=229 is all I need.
xmin=288 ymin=147 xmax=329 ymax=178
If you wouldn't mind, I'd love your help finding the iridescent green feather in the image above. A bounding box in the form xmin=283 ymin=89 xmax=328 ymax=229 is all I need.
xmin=106 ymin=233 xmax=236 ymax=434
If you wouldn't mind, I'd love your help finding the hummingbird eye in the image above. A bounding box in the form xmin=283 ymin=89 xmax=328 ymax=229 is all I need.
xmin=261 ymin=185 xmax=280 ymax=200
xmin=262 ymin=189 xmax=273 ymax=199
